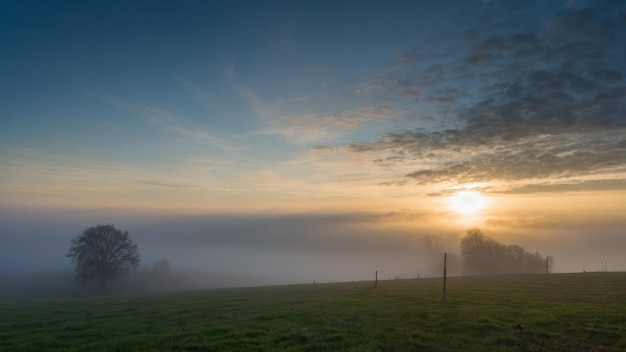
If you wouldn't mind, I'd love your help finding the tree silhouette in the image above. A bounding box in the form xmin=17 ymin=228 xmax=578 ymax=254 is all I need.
xmin=66 ymin=224 xmax=140 ymax=293
xmin=460 ymin=228 xmax=485 ymax=274
xmin=459 ymin=228 xmax=554 ymax=275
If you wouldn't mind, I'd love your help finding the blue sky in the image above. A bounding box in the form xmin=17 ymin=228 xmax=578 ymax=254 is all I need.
xmin=1 ymin=0 xmax=626 ymax=276
xmin=1 ymin=0 xmax=469 ymax=211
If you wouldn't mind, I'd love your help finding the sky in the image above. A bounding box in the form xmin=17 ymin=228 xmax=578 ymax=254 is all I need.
xmin=1 ymin=0 xmax=626 ymax=282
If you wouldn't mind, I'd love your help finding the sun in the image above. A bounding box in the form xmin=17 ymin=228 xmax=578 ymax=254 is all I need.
xmin=450 ymin=191 xmax=485 ymax=215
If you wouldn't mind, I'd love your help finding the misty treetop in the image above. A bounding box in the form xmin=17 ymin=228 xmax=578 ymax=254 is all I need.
xmin=66 ymin=224 xmax=141 ymax=292
xmin=460 ymin=228 xmax=553 ymax=275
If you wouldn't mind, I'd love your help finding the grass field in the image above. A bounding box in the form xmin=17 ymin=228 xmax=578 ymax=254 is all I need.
xmin=1 ymin=272 xmax=625 ymax=351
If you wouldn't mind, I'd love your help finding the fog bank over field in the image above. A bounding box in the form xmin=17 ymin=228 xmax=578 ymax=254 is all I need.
xmin=2 ymin=206 xmax=626 ymax=299
xmin=0 ymin=268 xmax=280 ymax=300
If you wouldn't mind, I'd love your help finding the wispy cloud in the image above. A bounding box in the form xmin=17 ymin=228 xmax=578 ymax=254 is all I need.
xmin=93 ymin=93 xmax=241 ymax=153
xmin=224 ymin=63 xmax=279 ymax=120
xmin=486 ymin=178 xmax=626 ymax=195
xmin=257 ymin=106 xmax=393 ymax=144
xmin=135 ymin=180 xmax=197 ymax=189
xmin=0 ymin=147 xmax=216 ymax=209
xmin=144 ymin=106 xmax=237 ymax=152
xmin=0 ymin=147 xmax=140 ymax=182
xmin=0 ymin=148 xmax=145 ymax=206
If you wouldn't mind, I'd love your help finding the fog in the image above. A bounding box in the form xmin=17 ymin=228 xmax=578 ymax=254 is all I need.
xmin=1 ymin=206 xmax=625 ymax=300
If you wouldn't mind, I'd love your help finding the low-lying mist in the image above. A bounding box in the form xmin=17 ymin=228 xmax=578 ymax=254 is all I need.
xmin=0 ymin=266 xmax=279 ymax=300
xmin=1 ymin=207 xmax=625 ymax=299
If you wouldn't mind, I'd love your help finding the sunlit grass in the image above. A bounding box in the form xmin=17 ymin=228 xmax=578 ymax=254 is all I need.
xmin=1 ymin=273 xmax=625 ymax=351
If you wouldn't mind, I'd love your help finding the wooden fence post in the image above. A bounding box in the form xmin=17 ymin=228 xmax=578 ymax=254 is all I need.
xmin=442 ymin=252 xmax=447 ymax=301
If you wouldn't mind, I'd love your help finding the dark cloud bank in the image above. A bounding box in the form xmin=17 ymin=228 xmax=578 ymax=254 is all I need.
xmin=333 ymin=1 xmax=626 ymax=192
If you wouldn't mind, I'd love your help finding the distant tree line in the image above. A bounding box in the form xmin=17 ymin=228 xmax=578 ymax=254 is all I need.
xmin=460 ymin=228 xmax=554 ymax=275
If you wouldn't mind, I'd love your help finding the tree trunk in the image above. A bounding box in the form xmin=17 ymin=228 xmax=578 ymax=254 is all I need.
xmin=101 ymin=276 xmax=107 ymax=294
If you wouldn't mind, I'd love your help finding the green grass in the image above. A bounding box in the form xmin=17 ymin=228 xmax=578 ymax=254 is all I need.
xmin=1 ymin=273 xmax=625 ymax=351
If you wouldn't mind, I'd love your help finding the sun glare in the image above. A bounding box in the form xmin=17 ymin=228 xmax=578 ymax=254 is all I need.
xmin=451 ymin=191 xmax=485 ymax=215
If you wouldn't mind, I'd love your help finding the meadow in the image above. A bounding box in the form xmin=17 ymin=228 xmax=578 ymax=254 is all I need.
xmin=1 ymin=272 xmax=625 ymax=351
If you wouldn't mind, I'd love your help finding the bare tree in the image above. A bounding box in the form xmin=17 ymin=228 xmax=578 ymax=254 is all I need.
xmin=66 ymin=224 xmax=140 ymax=293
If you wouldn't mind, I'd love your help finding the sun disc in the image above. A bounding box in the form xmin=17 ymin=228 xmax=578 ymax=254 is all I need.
xmin=451 ymin=191 xmax=485 ymax=215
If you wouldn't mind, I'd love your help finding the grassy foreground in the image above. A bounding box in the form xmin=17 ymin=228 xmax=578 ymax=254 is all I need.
xmin=1 ymin=273 xmax=625 ymax=351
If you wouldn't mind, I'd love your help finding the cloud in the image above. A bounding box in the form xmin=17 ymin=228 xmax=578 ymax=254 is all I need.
xmin=135 ymin=180 xmax=197 ymax=189
xmin=488 ymin=178 xmax=626 ymax=195
xmin=353 ymin=79 xmax=384 ymax=94
xmin=546 ymin=7 xmax=623 ymax=42
xmin=0 ymin=147 xmax=235 ymax=210
xmin=320 ymin=106 xmax=392 ymax=129
xmin=320 ymin=1 xmax=626 ymax=193
xmin=0 ymin=147 xmax=140 ymax=183
xmin=224 ymin=63 xmax=280 ymax=120
xmin=144 ymin=106 xmax=237 ymax=151
xmin=401 ymin=130 xmax=626 ymax=184
xmin=257 ymin=106 xmax=393 ymax=144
